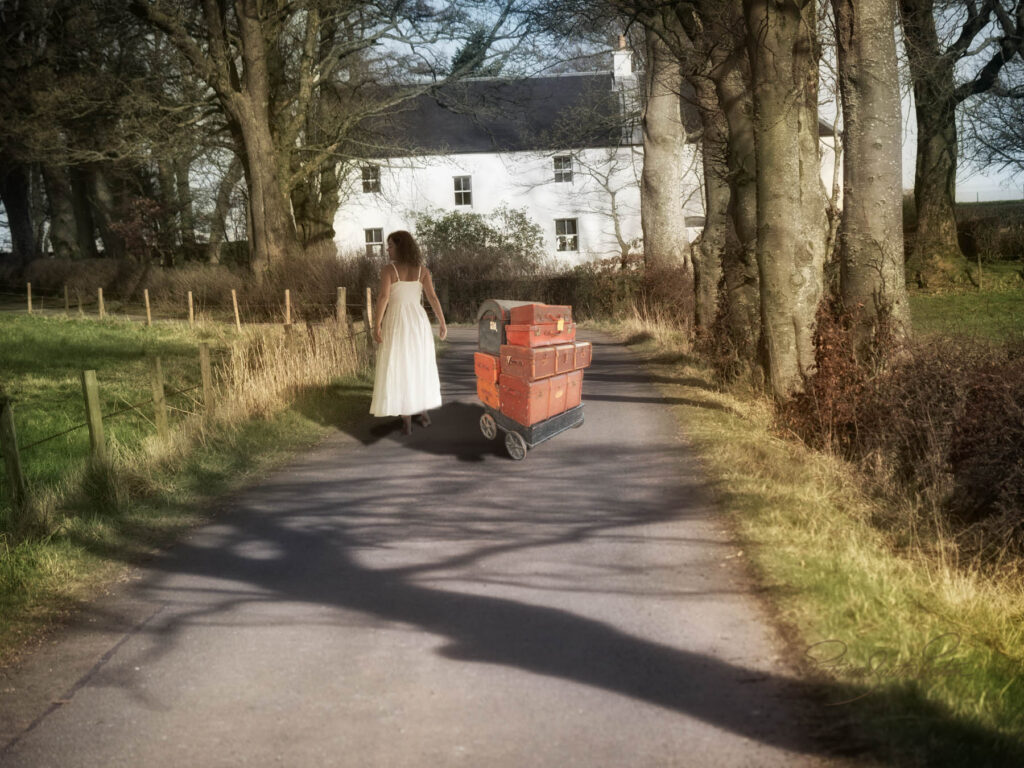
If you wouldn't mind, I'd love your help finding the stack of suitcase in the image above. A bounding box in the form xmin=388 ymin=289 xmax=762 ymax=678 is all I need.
xmin=474 ymin=302 xmax=592 ymax=427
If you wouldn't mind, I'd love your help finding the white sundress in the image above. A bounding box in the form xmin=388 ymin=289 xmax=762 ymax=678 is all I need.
xmin=369 ymin=265 xmax=442 ymax=417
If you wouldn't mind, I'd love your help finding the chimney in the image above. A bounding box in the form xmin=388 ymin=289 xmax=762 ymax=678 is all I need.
xmin=613 ymin=35 xmax=633 ymax=80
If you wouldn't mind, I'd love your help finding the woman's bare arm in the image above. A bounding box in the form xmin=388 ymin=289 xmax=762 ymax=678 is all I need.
xmin=373 ymin=266 xmax=393 ymax=343
xmin=421 ymin=269 xmax=448 ymax=341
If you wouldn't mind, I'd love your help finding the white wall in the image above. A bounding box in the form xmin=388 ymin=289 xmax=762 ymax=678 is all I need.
xmin=334 ymin=144 xmax=703 ymax=265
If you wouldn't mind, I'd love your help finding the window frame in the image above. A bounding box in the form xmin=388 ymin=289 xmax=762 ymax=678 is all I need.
xmin=453 ymin=175 xmax=472 ymax=206
xmin=554 ymin=218 xmax=579 ymax=252
xmin=553 ymin=155 xmax=573 ymax=183
xmin=362 ymin=165 xmax=381 ymax=194
xmin=364 ymin=227 xmax=384 ymax=257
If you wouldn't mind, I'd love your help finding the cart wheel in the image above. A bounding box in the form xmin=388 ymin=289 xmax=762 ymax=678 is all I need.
xmin=505 ymin=431 xmax=528 ymax=461
xmin=480 ymin=413 xmax=498 ymax=440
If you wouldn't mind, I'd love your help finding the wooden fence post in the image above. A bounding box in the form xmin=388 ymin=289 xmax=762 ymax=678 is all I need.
xmin=144 ymin=289 xmax=152 ymax=326
xmin=0 ymin=396 xmax=29 ymax=516
xmin=97 ymin=288 xmax=105 ymax=319
xmin=150 ymin=357 xmax=169 ymax=439
xmin=77 ymin=290 xmax=83 ymax=317
xmin=231 ymin=289 xmax=241 ymax=332
xmin=188 ymin=291 xmax=195 ymax=327
xmin=80 ymin=370 xmax=106 ymax=461
xmin=337 ymin=287 xmax=347 ymax=328
xmin=64 ymin=285 xmax=70 ymax=315
xmin=26 ymin=283 xmax=32 ymax=315
xmin=285 ymin=289 xmax=291 ymax=326
xmin=199 ymin=343 xmax=213 ymax=411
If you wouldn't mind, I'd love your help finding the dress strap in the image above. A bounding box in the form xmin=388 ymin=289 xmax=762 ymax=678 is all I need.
xmin=417 ymin=266 xmax=422 ymax=281
xmin=391 ymin=263 xmax=400 ymax=281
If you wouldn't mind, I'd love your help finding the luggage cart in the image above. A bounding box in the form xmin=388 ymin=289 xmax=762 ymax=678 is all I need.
xmin=479 ymin=404 xmax=584 ymax=461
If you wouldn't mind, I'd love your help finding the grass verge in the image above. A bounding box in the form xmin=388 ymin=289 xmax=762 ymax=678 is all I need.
xmin=591 ymin=313 xmax=1024 ymax=767
xmin=0 ymin=314 xmax=373 ymax=664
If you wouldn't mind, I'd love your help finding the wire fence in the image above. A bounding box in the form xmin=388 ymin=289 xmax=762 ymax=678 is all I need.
xmin=0 ymin=317 xmax=374 ymax=525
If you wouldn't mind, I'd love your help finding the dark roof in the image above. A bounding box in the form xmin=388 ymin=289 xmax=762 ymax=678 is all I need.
xmin=365 ymin=73 xmax=632 ymax=156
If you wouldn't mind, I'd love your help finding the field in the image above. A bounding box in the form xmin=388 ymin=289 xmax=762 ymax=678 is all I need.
xmin=0 ymin=313 xmax=371 ymax=661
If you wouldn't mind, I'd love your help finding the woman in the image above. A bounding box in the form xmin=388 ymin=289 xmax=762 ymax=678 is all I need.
xmin=370 ymin=230 xmax=448 ymax=435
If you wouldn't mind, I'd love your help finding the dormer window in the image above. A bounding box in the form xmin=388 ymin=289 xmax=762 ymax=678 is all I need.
xmin=362 ymin=166 xmax=380 ymax=193
xmin=553 ymin=156 xmax=573 ymax=183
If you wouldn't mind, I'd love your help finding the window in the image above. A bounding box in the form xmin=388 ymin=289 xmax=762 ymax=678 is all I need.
xmin=555 ymin=219 xmax=578 ymax=252
xmin=454 ymin=175 xmax=472 ymax=206
xmin=553 ymin=155 xmax=573 ymax=183
xmin=362 ymin=166 xmax=380 ymax=193
xmin=364 ymin=228 xmax=383 ymax=257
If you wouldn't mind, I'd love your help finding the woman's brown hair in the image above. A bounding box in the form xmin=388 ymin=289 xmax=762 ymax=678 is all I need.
xmin=387 ymin=230 xmax=423 ymax=267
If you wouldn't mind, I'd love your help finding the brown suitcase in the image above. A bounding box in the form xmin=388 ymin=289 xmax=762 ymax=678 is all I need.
xmin=509 ymin=303 xmax=573 ymax=326
xmin=573 ymin=340 xmax=593 ymax=369
xmin=477 ymin=378 xmax=500 ymax=410
xmin=499 ymin=374 xmax=550 ymax=426
xmin=554 ymin=343 xmax=575 ymax=374
xmin=565 ymin=370 xmax=583 ymax=410
xmin=548 ymin=373 xmax=568 ymax=416
xmin=500 ymin=344 xmax=556 ymax=381
xmin=477 ymin=299 xmax=534 ymax=355
xmin=505 ymin=322 xmax=577 ymax=348
xmin=474 ymin=352 xmax=500 ymax=383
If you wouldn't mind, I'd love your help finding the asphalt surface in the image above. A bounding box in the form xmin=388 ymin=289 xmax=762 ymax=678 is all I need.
xmin=0 ymin=328 xmax=846 ymax=767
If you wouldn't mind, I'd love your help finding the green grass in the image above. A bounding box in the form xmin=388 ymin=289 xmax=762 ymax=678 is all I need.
xmin=0 ymin=314 xmax=373 ymax=662
xmin=601 ymin=316 xmax=1024 ymax=767
xmin=910 ymin=263 xmax=1024 ymax=340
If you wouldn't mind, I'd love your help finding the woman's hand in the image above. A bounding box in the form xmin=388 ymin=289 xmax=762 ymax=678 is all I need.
xmin=439 ymin=323 xmax=448 ymax=341
xmin=373 ymin=326 xmax=382 ymax=344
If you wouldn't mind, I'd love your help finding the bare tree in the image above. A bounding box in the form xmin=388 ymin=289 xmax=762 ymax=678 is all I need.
xmin=898 ymin=0 xmax=1024 ymax=286
xmin=743 ymin=0 xmax=830 ymax=397
xmin=833 ymin=0 xmax=911 ymax=353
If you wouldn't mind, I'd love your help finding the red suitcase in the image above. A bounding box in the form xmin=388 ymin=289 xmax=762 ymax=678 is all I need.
xmin=477 ymin=378 xmax=500 ymax=410
xmin=499 ymin=374 xmax=551 ymax=426
xmin=509 ymin=303 xmax=573 ymax=327
xmin=474 ymin=352 xmax=500 ymax=383
xmin=554 ymin=343 xmax=575 ymax=374
xmin=565 ymin=370 xmax=583 ymax=409
xmin=500 ymin=344 xmax=556 ymax=381
xmin=573 ymin=341 xmax=592 ymax=369
xmin=548 ymin=373 xmax=568 ymax=416
xmin=505 ymin=322 xmax=577 ymax=348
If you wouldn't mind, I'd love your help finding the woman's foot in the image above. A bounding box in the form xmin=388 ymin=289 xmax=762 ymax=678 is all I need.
xmin=401 ymin=416 xmax=413 ymax=436
xmin=414 ymin=413 xmax=432 ymax=428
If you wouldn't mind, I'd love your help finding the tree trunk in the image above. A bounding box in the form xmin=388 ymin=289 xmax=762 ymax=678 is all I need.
xmin=0 ymin=162 xmax=35 ymax=269
xmin=175 ymin=155 xmax=196 ymax=257
xmin=834 ymin=0 xmax=911 ymax=351
xmin=899 ymin=0 xmax=969 ymax=287
xmin=640 ymin=29 xmax=691 ymax=272
xmin=87 ymin=165 xmax=126 ymax=260
xmin=744 ymin=0 xmax=829 ymax=397
xmin=69 ymin=167 xmax=99 ymax=260
xmin=42 ymin=165 xmax=81 ymax=259
xmin=690 ymin=75 xmax=729 ymax=333
xmin=713 ymin=50 xmax=761 ymax=374
xmin=208 ymin=155 xmax=244 ymax=265
xmin=157 ymin=158 xmax=179 ymax=267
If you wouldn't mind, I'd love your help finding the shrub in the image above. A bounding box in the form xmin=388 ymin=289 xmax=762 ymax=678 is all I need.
xmin=779 ymin=311 xmax=1024 ymax=561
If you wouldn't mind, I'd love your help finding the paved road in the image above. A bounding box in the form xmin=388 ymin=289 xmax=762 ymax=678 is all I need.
xmin=0 ymin=328 xmax=846 ymax=767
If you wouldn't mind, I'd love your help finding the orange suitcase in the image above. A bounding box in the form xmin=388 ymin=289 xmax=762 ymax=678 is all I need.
xmin=474 ymin=352 xmax=500 ymax=383
xmin=477 ymin=378 xmax=500 ymax=410
xmin=500 ymin=344 xmax=556 ymax=381
xmin=499 ymin=374 xmax=550 ymax=426
xmin=504 ymin=322 xmax=577 ymax=348
xmin=573 ymin=341 xmax=592 ymax=369
xmin=565 ymin=370 xmax=582 ymax=409
xmin=548 ymin=373 xmax=568 ymax=416
xmin=554 ymin=343 xmax=575 ymax=374
xmin=509 ymin=303 xmax=573 ymax=326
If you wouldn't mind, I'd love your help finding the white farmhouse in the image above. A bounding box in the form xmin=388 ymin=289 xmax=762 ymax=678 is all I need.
xmin=333 ymin=43 xmax=838 ymax=265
